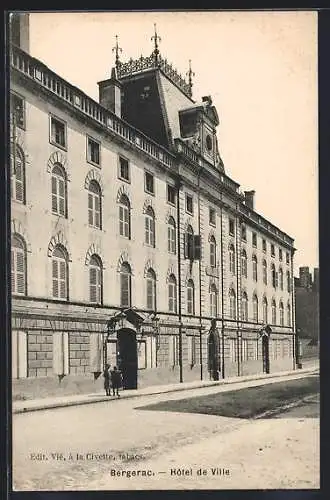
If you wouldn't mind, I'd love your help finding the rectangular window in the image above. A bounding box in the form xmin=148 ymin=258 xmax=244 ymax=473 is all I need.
xmin=10 ymin=92 xmax=25 ymax=129
xmin=167 ymin=184 xmax=176 ymax=205
xmin=50 ymin=115 xmax=66 ymax=148
xmin=145 ymin=171 xmax=154 ymax=195
xmin=286 ymin=252 xmax=290 ymax=265
xmin=229 ymin=218 xmax=235 ymax=236
xmin=262 ymin=239 xmax=267 ymax=253
xmin=12 ymin=330 xmax=28 ymax=379
xmin=169 ymin=335 xmax=179 ymax=366
xmin=241 ymin=225 xmax=247 ymax=241
xmin=137 ymin=340 xmax=147 ymax=369
xmin=229 ymin=338 xmax=237 ymax=363
xmin=87 ymin=136 xmax=100 ymax=166
xmin=271 ymin=244 xmax=275 ymax=257
xmin=186 ymin=194 xmax=193 ymax=215
xmin=241 ymin=339 xmax=248 ymax=361
xmin=187 ymin=336 xmax=196 ymax=366
xmin=118 ymin=156 xmax=130 ymax=181
xmin=53 ymin=332 xmax=69 ymax=375
xmin=209 ymin=208 xmax=216 ymax=226
xmin=252 ymin=232 xmax=257 ymax=247
xmin=279 ymin=248 xmax=283 ymax=261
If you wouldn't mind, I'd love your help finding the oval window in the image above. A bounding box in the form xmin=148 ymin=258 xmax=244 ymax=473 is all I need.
xmin=206 ymin=134 xmax=212 ymax=151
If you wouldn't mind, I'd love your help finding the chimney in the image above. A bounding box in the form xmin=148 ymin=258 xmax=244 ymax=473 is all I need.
xmin=97 ymin=67 xmax=122 ymax=118
xmin=244 ymin=190 xmax=255 ymax=210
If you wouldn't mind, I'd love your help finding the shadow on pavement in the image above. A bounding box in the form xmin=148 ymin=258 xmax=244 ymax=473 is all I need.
xmin=135 ymin=375 xmax=319 ymax=420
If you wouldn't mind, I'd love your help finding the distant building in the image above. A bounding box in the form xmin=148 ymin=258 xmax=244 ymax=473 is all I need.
xmin=295 ymin=266 xmax=319 ymax=342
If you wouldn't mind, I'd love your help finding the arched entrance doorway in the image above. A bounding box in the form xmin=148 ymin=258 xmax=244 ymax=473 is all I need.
xmin=117 ymin=328 xmax=138 ymax=389
xmin=208 ymin=329 xmax=220 ymax=380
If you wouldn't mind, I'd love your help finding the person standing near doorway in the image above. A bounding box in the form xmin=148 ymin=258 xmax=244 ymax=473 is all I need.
xmin=103 ymin=363 xmax=111 ymax=396
xmin=110 ymin=366 xmax=122 ymax=397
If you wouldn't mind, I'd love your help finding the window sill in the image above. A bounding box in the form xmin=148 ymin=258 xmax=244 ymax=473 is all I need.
xmin=145 ymin=189 xmax=155 ymax=197
xmin=118 ymin=176 xmax=131 ymax=184
xmin=50 ymin=140 xmax=67 ymax=152
xmin=87 ymin=159 xmax=101 ymax=169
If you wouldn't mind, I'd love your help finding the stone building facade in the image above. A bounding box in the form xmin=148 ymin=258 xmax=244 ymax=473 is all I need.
xmin=10 ymin=15 xmax=296 ymax=397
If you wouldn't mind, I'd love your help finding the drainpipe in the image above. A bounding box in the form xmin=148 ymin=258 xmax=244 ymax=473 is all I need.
xmin=220 ymin=198 xmax=225 ymax=379
xmin=176 ymin=176 xmax=183 ymax=383
xmin=235 ymin=203 xmax=241 ymax=377
xmin=197 ymin=166 xmax=203 ymax=380
xmin=291 ymin=249 xmax=299 ymax=368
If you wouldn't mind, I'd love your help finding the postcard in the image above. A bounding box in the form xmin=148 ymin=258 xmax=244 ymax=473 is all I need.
xmin=9 ymin=10 xmax=319 ymax=491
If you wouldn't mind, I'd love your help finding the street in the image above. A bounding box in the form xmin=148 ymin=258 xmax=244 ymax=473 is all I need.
xmin=12 ymin=373 xmax=319 ymax=491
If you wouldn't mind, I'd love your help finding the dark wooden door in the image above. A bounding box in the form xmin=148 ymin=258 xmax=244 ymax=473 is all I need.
xmin=117 ymin=329 xmax=138 ymax=389
xmin=262 ymin=335 xmax=270 ymax=374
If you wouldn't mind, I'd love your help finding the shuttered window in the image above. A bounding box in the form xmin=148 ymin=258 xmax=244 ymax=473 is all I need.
xmin=271 ymin=300 xmax=276 ymax=324
xmin=51 ymin=164 xmax=67 ymax=217
xmin=167 ymin=217 xmax=176 ymax=254
xmin=119 ymin=195 xmax=130 ymax=238
xmin=168 ymin=275 xmax=177 ymax=313
xmin=88 ymin=181 xmax=102 ymax=229
xmin=187 ymin=280 xmax=195 ymax=315
xmin=252 ymin=295 xmax=258 ymax=322
xmin=279 ymin=302 xmax=284 ymax=326
xmin=89 ymin=255 xmax=102 ymax=304
xmin=11 ymin=235 xmax=26 ymax=295
xmin=229 ymin=289 xmax=236 ymax=320
xmin=11 ymin=146 xmax=25 ymax=203
xmin=146 ymin=268 xmax=156 ymax=310
xmin=52 ymin=246 xmax=68 ymax=300
xmin=120 ymin=262 xmax=131 ymax=307
xmin=145 ymin=207 xmax=155 ymax=247
xmin=210 ymin=284 xmax=218 ymax=317
xmin=210 ymin=237 xmax=216 ymax=268
xmin=229 ymin=245 xmax=235 ymax=274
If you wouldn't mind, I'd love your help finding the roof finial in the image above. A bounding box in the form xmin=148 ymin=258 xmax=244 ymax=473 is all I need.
xmin=151 ymin=23 xmax=161 ymax=65
xmin=112 ymin=35 xmax=122 ymax=72
xmin=186 ymin=59 xmax=195 ymax=98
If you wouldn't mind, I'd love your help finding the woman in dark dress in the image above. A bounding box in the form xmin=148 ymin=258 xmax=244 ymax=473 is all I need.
xmin=110 ymin=366 xmax=122 ymax=397
xmin=103 ymin=364 xmax=111 ymax=396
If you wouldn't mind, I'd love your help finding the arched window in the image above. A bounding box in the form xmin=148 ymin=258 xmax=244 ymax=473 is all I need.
xmin=51 ymin=164 xmax=67 ymax=217
xmin=252 ymin=255 xmax=258 ymax=282
xmin=287 ymin=271 xmax=291 ymax=293
xmin=11 ymin=234 xmax=26 ymax=295
xmin=229 ymin=245 xmax=235 ymax=274
xmin=146 ymin=268 xmax=156 ymax=311
xmin=262 ymin=260 xmax=267 ymax=285
xmin=167 ymin=217 xmax=176 ymax=254
xmin=185 ymin=225 xmax=194 ymax=259
xmin=119 ymin=194 xmax=130 ymax=239
xmin=187 ymin=279 xmax=195 ymax=315
xmin=210 ymin=236 xmax=217 ymax=268
xmin=279 ymin=267 xmax=283 ymax=290
xmin=145 ymin=206 xmax=155 ymax=247
xmin=279 ymin=301 xmax=284 ymax=326
xmin=241 ymin=292 xmax=248 ymax=321
xmin=89 ymin=254 xmax=102 ymax=304
xmin=11 ymin=146 xmax=25 ymax=203
xmin=271 ymin=299 xmax=276 ymax=324
xmin=210 ymin=283 xmax=218 ymax=317
xmin=52 ymin=245 xmax=68 ymax=300
xmin=253 ymin=294 xmax=258 ymax=322
xmin=262 ymin=297 xmax=268 ymax=324
xmin=229 ymin=289 xmax=236 ymax=320
xmin=271 ymin=263 xmax=276 ymax=288
xmin=168 ymin=274 xmax=177 ymax=313
xmin=88 ymin=180 xmax=102 ymax=229
xmin=241 ymin=249 xmax=247 ymax=278
xmin=287 ymin=302 xmax=291 ymax=326
xmin=120 ymin=262 xmax=131 ymax=307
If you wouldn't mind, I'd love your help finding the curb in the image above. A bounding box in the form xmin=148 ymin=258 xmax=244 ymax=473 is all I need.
xmin=13 ymin=366 xmax=318 ymax=415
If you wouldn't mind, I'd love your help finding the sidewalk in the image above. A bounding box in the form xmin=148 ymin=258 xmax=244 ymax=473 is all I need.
xmin=13 ymin=361 xmax=319 ymax=415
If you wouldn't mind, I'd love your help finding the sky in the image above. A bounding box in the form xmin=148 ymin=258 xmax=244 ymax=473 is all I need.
xmin=27 ymin=11 xmax=318 ymax=275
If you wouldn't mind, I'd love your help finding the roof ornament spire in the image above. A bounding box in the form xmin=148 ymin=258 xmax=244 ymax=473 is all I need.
xmin=186 ymin=59 xmax=195 ymax=98
xmin=151 ymin=23 xmax=161 ymax=65
xmin=112 ymin=35 xmax=122 ymax=73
